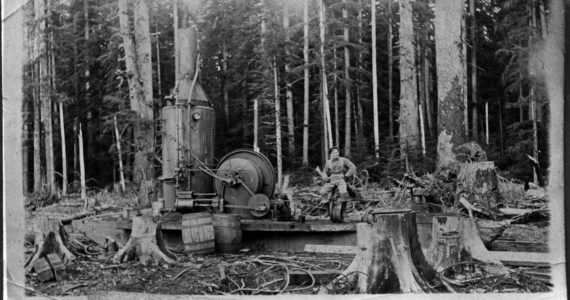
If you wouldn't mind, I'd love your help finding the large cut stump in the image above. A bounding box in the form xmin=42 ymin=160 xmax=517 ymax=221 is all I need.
xmin=113 ymin=215 xmax=177 ymax=265
xmin=426 ymin=216 xmax=506 ymax=273
xmin=457 ymin=162 xmax=502 ymax=216
xmin=322 ymin=210 xmax=436 ymax=294
xmin=25 ymin=217 xmax=78 ymax=273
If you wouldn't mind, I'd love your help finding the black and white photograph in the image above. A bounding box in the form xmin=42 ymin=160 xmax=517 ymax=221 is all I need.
xmin=2 ymin=0 xmax=566 ymax=298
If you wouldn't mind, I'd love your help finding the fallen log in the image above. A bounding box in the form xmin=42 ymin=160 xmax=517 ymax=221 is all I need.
xmin=321 ymin=210 xmax=436 ymax=293
xmin=113 ymin=215 xmax=177 ymax=265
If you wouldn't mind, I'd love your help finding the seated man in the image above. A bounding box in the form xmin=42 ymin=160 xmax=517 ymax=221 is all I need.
xmin=320 ymin=147 xmax=357 ymax=210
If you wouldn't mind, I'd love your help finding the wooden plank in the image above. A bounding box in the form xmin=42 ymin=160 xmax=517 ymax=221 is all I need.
xmin=488 ymin=239 xmax=548 ymax=253
xmin=489 ymin=251 xmax=552 ymax=267
xmin=304 ymin=244 xmax=357 ymax=254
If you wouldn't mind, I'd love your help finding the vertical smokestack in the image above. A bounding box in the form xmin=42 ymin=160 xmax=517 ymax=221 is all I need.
xmin=177 ymin=27 xmax=198 ymax=81
xmin=176 ymin=27 xmax=209 ymax=103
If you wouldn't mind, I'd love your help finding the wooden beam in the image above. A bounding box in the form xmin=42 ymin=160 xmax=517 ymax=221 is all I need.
xmin=304 ymin=244 xmax=357 ymax=254
xmin=489 ymin=251 xmax=552 ymax=267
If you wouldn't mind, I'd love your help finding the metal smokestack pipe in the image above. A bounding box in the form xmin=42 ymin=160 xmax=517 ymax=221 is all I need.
xmin=176 ymin=27 xmax=209 ymax=104
xmin=177 ymin=27 xmax=198 ymax=82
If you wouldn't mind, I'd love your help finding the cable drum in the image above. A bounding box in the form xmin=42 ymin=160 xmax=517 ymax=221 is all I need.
xmin=214 ymin=150 xmax=276 ymax=218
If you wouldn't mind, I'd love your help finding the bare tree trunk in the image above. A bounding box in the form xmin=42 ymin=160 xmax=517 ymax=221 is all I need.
xmin=371 ymin=0 xmax=379 ymax=159
xmin=398 ymin=0 xmax=420 ymax=155
xmin=255 ymin=0 xmax=265 ymax=153
xmin=462 ymin=6 xmax=469 ymax=138
xmin=119 ymin=0 xmax=155 ymax=206
xmin=320 ymin=0 xmax=333 ymax=152
xmin=114 ymin=115 xmax=126 ymax=193
xmin=333 ymin=47 xmax=339 ymax=146
xmin=387 ymin=0 xmax=394 ymax=144
xmin=33 ymin=0 xmax=42 ymax=193
xmin=135 ymin=0 xmax=155 ymax=206
xmin=302 ymin=0 xmax=310 ymax=167
xmin=79 ymin=124 xmax=86 ymax=201
xmin=83 ymin=0 xmax=93 ymax=179
xmin=529 ymin=1 xmax=539 ymax=184
xmin=37 ymin=0 xmax=55 ymax=194
xmin=174 ymin=0 xmax=179 ymax=80
xmin=59 ymin=102 xmax=67 ymax=196
xmin=283 ymin=5 xmax=295 ymax=161
xmin=434 ymin=0 xmax=467 ymax=168
xmin=425 ymin=54 xmax=434 ymax=137
xmin=343 ymin=0 xmax=351 ymax=156
xmin=356 ymin=0 xmax=364 ymax=147
xmin=273 ymin=58 xmax=283 ymax=189
xmin=470 ymin=0 xmax=478 ymax=142
xmin=222 ymin=42 xmax=229 ymax=127
xmin=72 ymin=14 xmax=79 ymax=184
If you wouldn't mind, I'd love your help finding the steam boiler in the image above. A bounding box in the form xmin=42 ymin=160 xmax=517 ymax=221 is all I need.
xmin=158 ymin=28 xmax=288 ymax=220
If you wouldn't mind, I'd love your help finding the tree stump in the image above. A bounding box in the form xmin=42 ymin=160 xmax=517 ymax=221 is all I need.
xmin=322 ymin=210 xmax=436 ymax=293
xmin=426 ymin=216 xmax=506 ymax=273
xmin=25 ymin=217 xmax=78 ymax=273
xmin=113 ymin=215 xmax=177 ymax=265
xmin=457 ymin=162 xmax=502 ymax=216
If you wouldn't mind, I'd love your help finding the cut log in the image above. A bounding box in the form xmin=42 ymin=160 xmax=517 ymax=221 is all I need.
xmin=321 ymin=211 xmax=436 ymax=294
xmin=457 ymin=162 xmax=502 ymax=216
xmin=113 ymin=215 xmax=177 ymax=265
xmin=25 ymin=217 xmax=78 ymax=273
xmin=427 ymin=216 xmax=507 ymax=273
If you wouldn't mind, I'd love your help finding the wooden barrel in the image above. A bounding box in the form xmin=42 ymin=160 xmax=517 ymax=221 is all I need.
xmin=212 ymin=214 xmax=242 ymax=253
xmin=181 ymin=212 xmax=215 ymax=254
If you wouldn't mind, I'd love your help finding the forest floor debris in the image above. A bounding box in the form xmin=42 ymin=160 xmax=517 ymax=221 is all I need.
xmin=24 ymin=171 xmax=552 ymax=296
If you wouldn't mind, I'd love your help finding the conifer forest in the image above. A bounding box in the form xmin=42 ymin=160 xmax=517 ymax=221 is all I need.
xmin=3 ymin=0 xmax=565 ymax=297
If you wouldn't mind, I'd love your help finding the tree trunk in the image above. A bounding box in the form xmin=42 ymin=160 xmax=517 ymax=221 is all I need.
xmin=79 ymin=124 xmax=87 ymax=201
xmin=37 ymin=0 xmax=55 ymax=194
xmin=386 ymin=0 xmax=393 ymax=145
xmin=222 ymin=42 xmax=229 ymax=127
xmin=134 ymin=0 xmax=155 ymax=206
xmin=371 ymin=0 xmax=379 ymax=159
xmin=320 ymin=0 xmax=333 ymax=152
xmin=255 ymin=0 xmax=265 ymax=153
xmin=343 ymin=0 xmax=351 ymax=156
xmin=283 ymin=5 xmax=295 ymax=161
xmin=114 ymin=115 xmax=126 ymax=193
xmin=425 ymin=54 xmax=434 ymax=137
xmin=33 ymin=0 xmax=42 ymax=193
xmin=302 ymin=0 xmax=310 ymax=167
xmin=434 ymin=0 xmax=467 ymax=168
xmin=356 ymin=0 xmax=364 ymax=148
xmin=398 ymin=0 xmax=420 ymax=155
xmin=119 ymin=0 xmax=155 ymax=205
xmin=462 ymin=7 xmax=469 ymax=138
xmin=113 ymin=215 xmax=177 ymax=265
xmin=59 ymin=102 xmax=67 ymax=196
xmin=470 ymin=0 xmax=478 ymax=142
xmin=273 ymin=58 xmax=283 ymax=190
xmin=333 ymin=47 xmax=339 ymax=146
xmin=457 ymin=162 xmax=502 ymax=215
xmin=321 ymin=211 xmax=436 ymax=293
xmin=174 ymin=0 xmax=179 ymax=80
xmin=25 ymin=217 xmax=78 ymax=273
